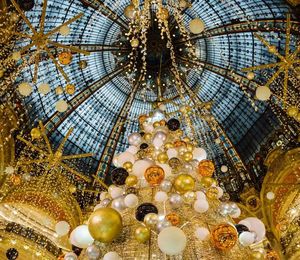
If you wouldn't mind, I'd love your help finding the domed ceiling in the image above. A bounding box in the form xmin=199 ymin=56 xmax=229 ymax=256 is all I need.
xmin=10 ymin=0 xmax=299 ymax=189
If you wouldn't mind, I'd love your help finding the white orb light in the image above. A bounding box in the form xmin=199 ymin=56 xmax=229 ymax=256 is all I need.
xmin=189 ymin=18 xmax=205 ymax=34
xmin=256 ymin=86 xmax=271 ymax=101
xmin=55 ymin=221 xmax=70 ymax=237
xmin=69 ymin=225 xmax=94 ymax=248
xmin=18 ymin=82 xmax=32 ymax=96
xmin=55 ymin=100 xmax=68 ymax=112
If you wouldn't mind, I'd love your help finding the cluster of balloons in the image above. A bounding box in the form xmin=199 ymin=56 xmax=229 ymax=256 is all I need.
xmin=64 ymin=109 xmax=266 ymax=258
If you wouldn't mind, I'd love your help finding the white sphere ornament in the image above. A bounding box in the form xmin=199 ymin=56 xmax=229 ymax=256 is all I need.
xmin=69 ymin=225 xmax=94 ymax=248
xmin=56 ymin=100 xmax=68 ymax=112
xmin=167 ymin=148 xmax=178 ymax=158
xmin=195 ymin=227 xmax=210 ymax=241
xmin=112 ymin=197 xmax=126 ymax=212
xmin=239 ymin=231 xmax=256 ymax=246
xmin=153 ymin=137 xmax=164 ymax=148
xmin=38 ymin=83 xmax=50 ymax=95
xmin=230 ymin=207 xmax=241 ymax=218
xmin=157 ymin=163 xmax=172 ymax=177
xmin=18 ymin=82 xmax=32 ymax=96
xmin=132 ymin=160 xmax=153 ymax=177
xmin=155 ymin=191 xmax=168 ymax=202
xmin=220 ymin=165 xmax=228 ymax=173
xmin=59 ymin=25 xmax=70 ymax=36
xmin=116 ymin=151 xmax=135 ymax=165
xmin=243 ymin=217 xmax=266 ymax=242
xmin=124 ymin=194 xmax=139 ymax=208
xmin=109 ymin=186 xmax=123 ymax=199
xmin=192 ymin=148 xmax=207 ymax=161
xmin=157 ymin=226 xmax=187 ymax=255
xmin=256 ymin=86 xmax=271 ymax=101
xmin=266 ymin=191 xmax=275 ymax=200
xmin=64 ymin=252 xmax=78 ymax=260
xmin=195 ymin=191 xmax=206 ymax=200
xmin=12 ymin=51 xmax=21 ymax=61
xmin=103 ymin=251 xmax=121 ymax=260
xmin=126 ymin=145 xmax=138 ymax=154
xmin=55 ymin=221 xmax=70 ymax=236
xmin=189 ymin=18 xmax=205 ymax=34
xmin=128 ymin=132 xmax=142 ymax=146
xmin=193 ymin=199 xmax=209 ymax=213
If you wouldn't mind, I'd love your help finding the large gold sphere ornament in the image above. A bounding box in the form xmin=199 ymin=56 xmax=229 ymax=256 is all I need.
xmin=144 ymin=166 xmax=165 ymax=186
xmin=88 ymin=208 xmax=122 ymax=243
xmin=189 ymin=18 xmax=205 ymax=34
xmin=125 ymin=175 xmax=138 ymax=186
xmin=182 ymin=151 xmax=193 ymax=162
xmin=200 ymin=176 xmax=214 ymax=188
xmin=157 ymin=152 xmax=169 ymax=164
xmin=166 ymin=212 xmax=180 ymax=226
xmin=124 ymin=5 xmax=136 ymax=19
xmin=211 ymin=224 xmax=238 ymax=251
xmin=287 ymin=106 xmax=298 ymax=117
xmin=130 ymin=38 xmax=139 ymax=48
xmin=134 ymin=226 xmax=150 ymax=243
xmin=30 ymin=127 xmax=41 ymax=140
xmin=174 ymin=174 xmax=195 ymax=194
xmin=198 ymin=160 xmax=215 ymax=177
xmin=65 ymin=84 xmax=75 ymax=95
xmin=123 ymin=161 xmax=133 ymax=171
xmin=58 ymin=52 xmax=73 ymax=65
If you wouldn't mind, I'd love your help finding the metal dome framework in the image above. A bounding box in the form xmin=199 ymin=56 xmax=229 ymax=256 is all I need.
xmin=13 ymin=0 xmax=299 ymax=195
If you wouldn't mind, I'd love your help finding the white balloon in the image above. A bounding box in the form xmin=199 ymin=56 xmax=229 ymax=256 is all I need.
xmin=128 ymin=132 xmax=142 ymax=146
xmin=193 ymin=199 xmax=209 ymax=213
xmin=231 ymin=207 xmax=241 ymax=218
xmin=64 ymin=252 xmax=77 ymax=260
xmin=189 ymin=18 xmax=205 ymax=34
xmin=103 ymin=251 xmax=120 ymax=260
xmin=155 ymin=191 xmax=168 ymax=202
xmin=167 ymin=148 xmax=178 ymax=158
xmin=158 ymin=227 xmax=187 ymax=255
xmin=216 ymin=187 xmax=224 ymax=199
xmin=56 ymin=100 xmax=68 ymax=112
xmin=239 ymin=231 xmax=256 ymax=246
xmin=124 ymin=194 xmax=139 ymax=208
xmin=38 ymin=83 xmax=50 ymax=95
xmin=195 ymin=227 xmax=210 ymax=240
xmin=192 ymin=148 xmax=207 ymax=162
xmin=157 ymin=163 xmax=172 ymax=177
xmin=69 ymin=225 xmax=94 ymax=248
xmin=143 ymin=122 xmax=154 ymax=133
xmin=18 ymin=82 xmax=32 ymax=96
xmin=220 ymin=165 xmax=228 ymax=173
xmin=256 ymin=86 xmax=271 ymax=101
xmin=195 ymin=191 xmax=206 ymax=200
xmin=109 ymin=186 xmax=123 ymax=199
xmin=153 ymin=137 xmax=164 ymax=148
xmin=126 ymin=145 xmax=138 ymax=154
xmin=243 ymin=217 xmax=266 ymax=242
xmin=55 ymin=221 xmax=70 ymax=236
xmin=266 ymin=192 xmax=275 ymax=200
xmin=132 ymin=160 xmax=153 ymax=177
xmin=116 ymin=151 xmax=135 ymax=166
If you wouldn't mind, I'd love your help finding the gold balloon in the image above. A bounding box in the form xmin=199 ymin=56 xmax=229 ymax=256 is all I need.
xmin=211 ymin=223 xmax=238 ymax=251
xmin=175 ymin=129 xmax=183 ymax=137
xmin=157 ymin=152 xmax=169 ymax=163
xmin=186 ymin=143 xmax=194 ymax=152
xmin=159 ymin=120 xmax=166 ymax=126
xmin=174 ymin=174 xmax=195 ymax=194
xmin=88 ymin=208 xmax=122 ymax=243
xmin=250 ymin=251 xmax=265 ymax=260
xmin=134 ymin=226 xmax=150 ymax=243
xmin=144 ymin=212 xmax=158 ymax=227
xmin=183 ymin=191 xmax=196 ymax=203
xmin=165 ymin=142 xmax=174 ymax=149
xmin=200 ymin=176 xmax=214 ymax=188
xmin=123 ymin=161 xmax=133 ymax=171
xmin=206 ymin=187 xmax=219 ymax=200
xmin=182 ymin=151 xmax=193 ymax=162
xmin=30 ymin=128 xmax=41 ymax=140
xmin=130 ymin=38 xmax=139 ymax=48
xmin=153 ymin=121 xmax=161 ymax=128
xmin=198 ymin=160 xmax=215 ymax=177
xmin=144 ymin=133 xmax=152 ymax=141
xmin=124 ymin=5 xmax=136 ymax=19
xmin=125 ymin=175 xmax=138 ymax=186
xmin=65 ymin=84 xmax=75 ymax=95
xmin=168 ymin=157 xmax=181 ymax=170
xmin=55 ymin=86 xmax=64 ymax=95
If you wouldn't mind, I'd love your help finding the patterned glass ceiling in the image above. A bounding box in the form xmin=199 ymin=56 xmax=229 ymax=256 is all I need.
xmin=14 ymin=0 xmax=297 ymax=179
